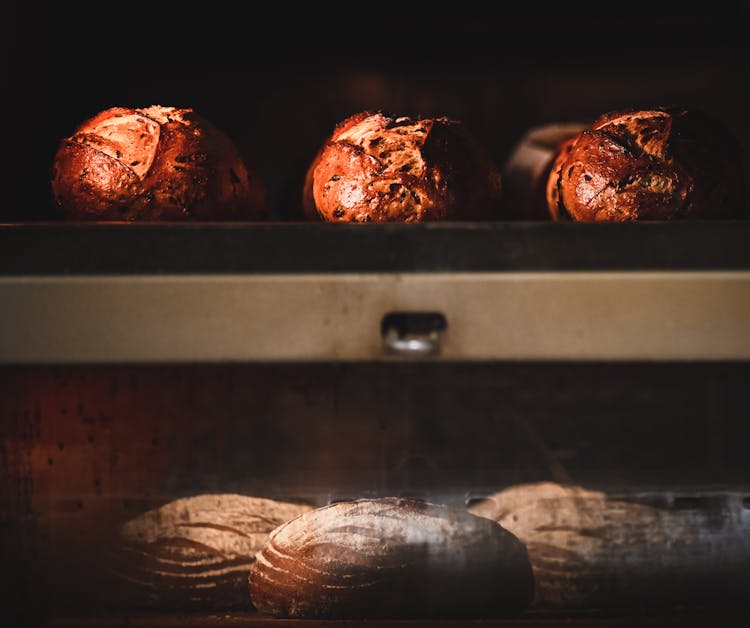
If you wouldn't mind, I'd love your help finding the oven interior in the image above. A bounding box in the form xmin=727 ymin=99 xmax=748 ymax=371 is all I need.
xmin=3 ymin=5 xmax=750 ymax=627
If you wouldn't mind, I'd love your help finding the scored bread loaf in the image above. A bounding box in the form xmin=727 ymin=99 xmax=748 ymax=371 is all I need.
xmin=106 ymin=493 xmax=312 ymax=609
xmin=248 ymin=496 xmax=534 ymax=619
xmin=470 ymin=482 xmax=750 ymax=610
xmin=302 ymin=110 xmax=503 ymax=222
xmin=51 ymin=105 xmax=266 ymax=221
xmin=545 ymin=107 xmax=745 ymax=221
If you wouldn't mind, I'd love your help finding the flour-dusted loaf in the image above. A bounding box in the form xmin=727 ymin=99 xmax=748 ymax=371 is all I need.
xmin=51 ymin=105 xmax=265 ymax=220
xmin=248 ymin=496 xmax=533 ymax=618
xmin=106 ymin=494 xmax=312 ymax=609
xmin=545 ymin=107 xmax=745 ymax=221
xmin=302 ymin=111 xmax=503 ymax=222
xmin=470 ymin=482 xmax=750 ymax=609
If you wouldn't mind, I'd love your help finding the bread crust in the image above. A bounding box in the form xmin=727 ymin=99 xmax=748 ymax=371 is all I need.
xmin=51 ymin=106 xmax=265 ymax=220
xmin=545 ymin=107 xmax=745 ymax=221
xmin=471 ymin=482 xmax=750 ymax=609
xmin=106 ymin=494 xmax=311 ymax=609
xmin=303 ymin=111 xmax=502 ymax=222
xmin=248 ymin=496 xmax=533 ymax=618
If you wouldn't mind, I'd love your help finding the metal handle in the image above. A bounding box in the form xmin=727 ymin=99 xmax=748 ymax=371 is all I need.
xmin=381 ymin=312 xmax=447 ymax=357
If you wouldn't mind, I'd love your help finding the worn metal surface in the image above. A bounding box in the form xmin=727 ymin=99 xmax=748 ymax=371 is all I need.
xmin=1 ymin=271 xmax=749 ymax=363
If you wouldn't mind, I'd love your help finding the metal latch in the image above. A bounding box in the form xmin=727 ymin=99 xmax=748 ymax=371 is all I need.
xmin=381 ymin=312 xmax=447 ymax=357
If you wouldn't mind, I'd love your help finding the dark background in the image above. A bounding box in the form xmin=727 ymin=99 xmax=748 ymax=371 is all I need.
xmin=3 ymin=3 xmax=750 ymax=221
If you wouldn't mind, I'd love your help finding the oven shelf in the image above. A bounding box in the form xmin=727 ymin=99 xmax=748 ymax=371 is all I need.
xmin=1 ymin=222 xmax=749 ymax=364
xmin=44 ymin=609 xmax=750 ymax=628
xmin=2 ymin=221 xmax=750 ymax=275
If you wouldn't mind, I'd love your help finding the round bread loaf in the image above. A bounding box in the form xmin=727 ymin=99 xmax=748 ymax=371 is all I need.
xmin=51 ymin=105 xmax=265 ymax=220
xmin=248 ymin=496 xmax=534 ymax=618
xmin=302 ymin=111 xmax=502 ymax=222
xmin=545 ymin=107 xmax=745 ymax=221
xmin=470 ymin=482 xmax=750 ymax=610
xmin=106 ymin=494 xmax=312 ymax=609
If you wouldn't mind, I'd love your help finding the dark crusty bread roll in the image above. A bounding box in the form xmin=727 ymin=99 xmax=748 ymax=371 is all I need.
xmin=470 ymin=482 xmax=750 ymax=610
xmin=545 ymin=107 xmax=745 ymax=221
xmin=51 ymin=105 xmax=265 ymax=220
xmin=302 ymin=111 xmax=502 ymax=222
xmin=248 ymin=496 xmax=534 ymax=618
xmin=106 ymin=494 xmax=311 ymax=609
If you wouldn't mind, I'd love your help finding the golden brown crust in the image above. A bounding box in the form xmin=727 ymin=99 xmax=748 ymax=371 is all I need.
xmin=248 ymin=497 xmax=533 ymax=618
xmin=544 ymin=132 xmax=584 ymax=221
xmin=51 ymin=106 xmax=265 ymax=221
xmin=545 ymin=107 xmax=745 ymax=221
xmin=301 ymin=145 xmax=324 ymax=221
xmin=302 ymin=111 xmax=502 ymax=222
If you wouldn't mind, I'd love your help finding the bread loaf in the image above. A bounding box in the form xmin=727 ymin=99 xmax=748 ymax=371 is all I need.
xmin=248 ymin=496 xmax=533 ymax=618
xmin=302 ymin=111 xmax=502 ymax=222
xmin=106 ymin=494 xmax=311 ymax=609
xmin=51 ymin=105 xmax=265 ymax=220
xmin=470 ymin=482 xmax=750 ymax=609
xmin=545 ymin=107 xmax=745 ymax=221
